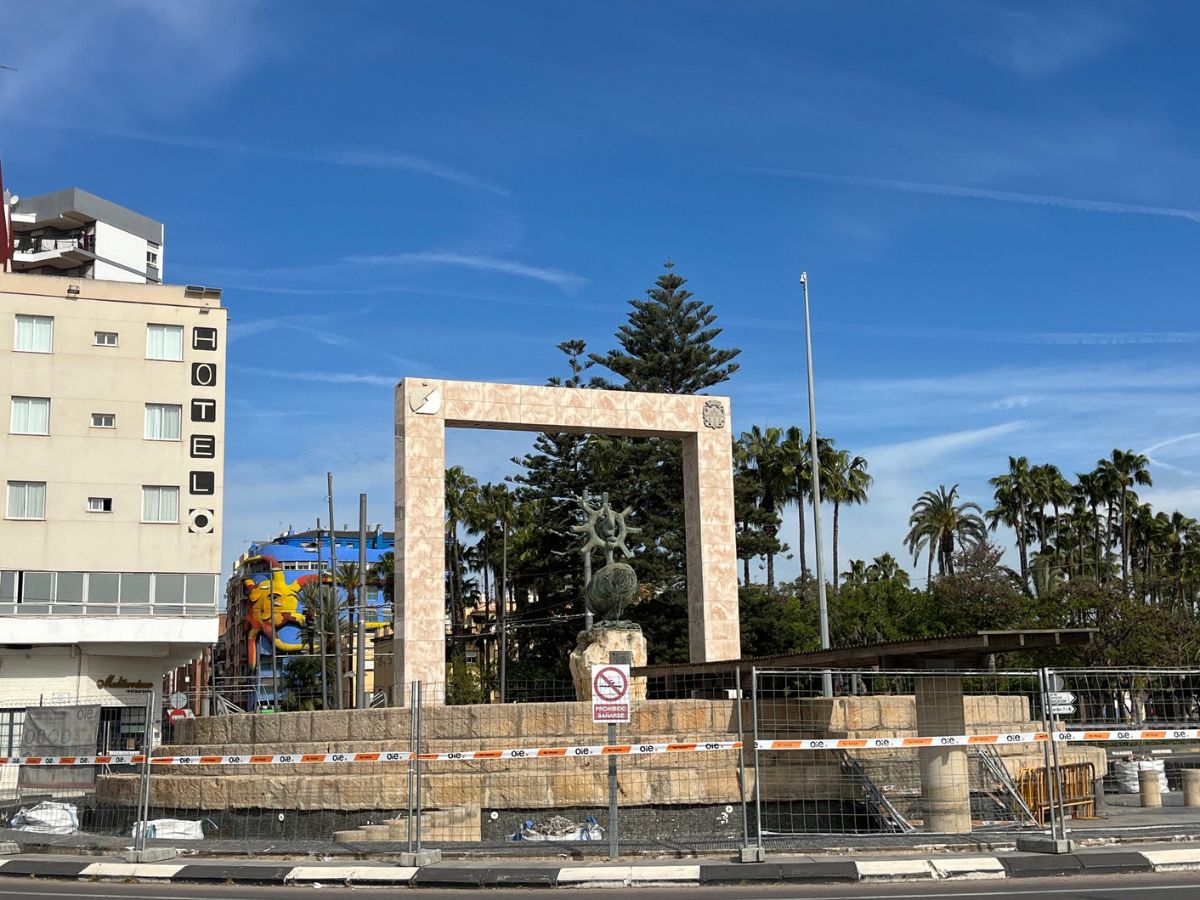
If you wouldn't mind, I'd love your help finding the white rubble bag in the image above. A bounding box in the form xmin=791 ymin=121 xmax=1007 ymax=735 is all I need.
xmin=1114 ymin=758 xmax=1168 ymax=793
xmin=131 ymin=819 xmax=206 ymax=841
xmin=11 ymin=801 xmax=79 ymax=835
xmin=510 ymin=815 xmax=603 ymax=841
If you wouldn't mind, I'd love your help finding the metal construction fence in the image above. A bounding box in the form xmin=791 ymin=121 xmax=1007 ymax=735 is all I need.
xmin=0 ymin=692 xmax=153 ymax=846
xmin=6 ymin=668 xmax=1200 ymax=856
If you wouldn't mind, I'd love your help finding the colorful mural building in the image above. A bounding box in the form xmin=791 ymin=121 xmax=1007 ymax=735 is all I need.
xmin=216 ymin=528 xmax=394 ymax=710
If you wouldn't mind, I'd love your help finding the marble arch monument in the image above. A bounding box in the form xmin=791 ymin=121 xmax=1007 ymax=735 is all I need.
xmin=394 ymin=378 xmax=740 ymax=702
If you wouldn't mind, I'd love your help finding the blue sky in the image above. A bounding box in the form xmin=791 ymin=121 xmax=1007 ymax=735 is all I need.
xmin=3 ymin=0 xmax=1198 ymax=582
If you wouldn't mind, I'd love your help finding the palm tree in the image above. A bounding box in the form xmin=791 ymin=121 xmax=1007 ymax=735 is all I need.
xmin=1100 ymin=449 xmax=1153 ymax=583
xmin=295 ymin=579 xmax=330 ymax=707
xmin=445 ymin=465 xmax=479 ymax=638
xmin=988 ymin=456 xmax=1034 ymax=589
xmin=867 ymin=552 xmax=909 ymax=586
xmin=842 ymin=559 xmax=869 ymax=588
xmin=824 ymin=449 xmax=872 ymax=594
xmin=1167 ymin=511 xmax=1200 ymax=606
xmin=905 ymin=484 xmax=986 ymax=580
xmin=781 ymin=426 xmax=811 ymax=580
xmin=370 ymin=551 xmax=394 ymax=619
xmin=1073 ymin=471 xmax=1106 ymax=579
xmin=1030 ymin=463 xmax=1072 ymax=561
xmin=737 ymin=425 xmax=792 ymax=588
xmin=465 ymin=482 xmax=516 ymax=681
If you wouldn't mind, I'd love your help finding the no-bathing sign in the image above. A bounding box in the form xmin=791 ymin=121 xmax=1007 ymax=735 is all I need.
xmin=591 ymin=664 xmax=632 ymax=723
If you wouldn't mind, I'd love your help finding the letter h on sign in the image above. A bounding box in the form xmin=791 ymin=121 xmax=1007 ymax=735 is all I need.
xmin=192 ymin=327 xmax=218 ymax=351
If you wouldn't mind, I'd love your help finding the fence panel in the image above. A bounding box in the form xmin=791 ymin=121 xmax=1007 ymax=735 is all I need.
xmin=0 ymin=692 xmax=152 ymax=847
xmin=13 ymin=667 xmax=1200 ymax=857
xmin=749 ymin=668 xmax=1048 ymax=846
xmin=1052 ymin=668 xmax=1200 ymax=836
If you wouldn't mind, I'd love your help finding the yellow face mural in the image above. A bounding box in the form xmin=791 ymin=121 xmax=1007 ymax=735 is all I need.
xmin=241 ymin=555 xmax=391 ymax=667
xmin=244 ymin=562 xmax=311 ymax=666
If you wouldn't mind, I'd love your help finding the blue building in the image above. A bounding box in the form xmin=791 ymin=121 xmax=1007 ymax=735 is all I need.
xmin=216 ymin=528 xmax=394 ymax=709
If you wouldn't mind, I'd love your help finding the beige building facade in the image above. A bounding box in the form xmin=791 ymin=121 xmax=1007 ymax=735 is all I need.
xmin=0 ymin=272 xmax=225 ymax=731
xmin=394 ymin=378 xmax=741 ymax=700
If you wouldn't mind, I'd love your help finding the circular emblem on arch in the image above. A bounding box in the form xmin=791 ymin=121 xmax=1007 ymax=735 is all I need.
xmin=409 ymin=384 xmax=442 ymax=415
xmin=702 ymin=399 xmax=726 ymax=429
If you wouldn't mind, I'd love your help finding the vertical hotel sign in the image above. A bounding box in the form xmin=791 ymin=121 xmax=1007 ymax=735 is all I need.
xmin=187 ymin=326 xmax=219 ymax=534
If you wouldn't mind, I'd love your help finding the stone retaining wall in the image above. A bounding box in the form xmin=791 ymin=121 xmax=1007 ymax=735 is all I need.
xmin=105 ymin=695 xmax=1103 ymax=813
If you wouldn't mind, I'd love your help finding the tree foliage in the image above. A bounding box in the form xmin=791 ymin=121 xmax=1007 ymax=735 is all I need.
xmin=431 ymin=261 xmax=1200 ymax=689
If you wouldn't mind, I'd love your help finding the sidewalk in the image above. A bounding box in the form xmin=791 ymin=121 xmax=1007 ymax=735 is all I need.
xmin=5 ymin=842 xmax=1200 ymax=887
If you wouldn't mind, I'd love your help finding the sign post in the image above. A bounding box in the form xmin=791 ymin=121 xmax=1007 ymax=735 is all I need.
xmin=593 ymin=656 xmax=632 ymax=860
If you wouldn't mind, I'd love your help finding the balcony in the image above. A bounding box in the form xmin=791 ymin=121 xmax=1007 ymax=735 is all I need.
xmin=12 ymin=234 xmax=96 ymax=271
xmin=0 ymin=570 xmax=219 ymax=618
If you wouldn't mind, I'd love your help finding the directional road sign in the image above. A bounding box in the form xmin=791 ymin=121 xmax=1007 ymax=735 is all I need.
xmin=1050 ymin=704 xmax=1077 ymax=716
xmin=1048 ymin=692 xmax=1076 ymax=706
xmin=592 ymin=664 xmax=631 ymax=723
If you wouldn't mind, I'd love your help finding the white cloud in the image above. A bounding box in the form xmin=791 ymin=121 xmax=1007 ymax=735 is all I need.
xmin=233 ymin=366 xmax=397 ymax=388
xmin=972 ymin=4 xmax=1129 ymax=78
xmin=0 ymin=2 xmax=264 ymax=121
xmin=49 ymin=127 xmax=510 ymax=197
xmin=345 ymin=251 xmax=588 ymax=294
xmin=753 ymin=168 xmax=1200 ymax=225
xmin=749 ymin=360 xmax=1200 ymax=583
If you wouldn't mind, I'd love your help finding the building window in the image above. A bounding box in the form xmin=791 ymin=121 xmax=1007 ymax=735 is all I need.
xmin=145 ymin=324 xmax=183 ymax=361
xmin=14 ymin=315 xmax=53 ymax=353
xmin=10 ymin=397 xmax=50 ymax=435
xmin=91 ymin=413 xmax=116 ymax=428
xmin=0 ymin=710 xmax=25 ymax=757
xmin=146 ymin=248 xmax=159 ymax=267
xmin=87 ymin=497 xmax=113 ymax=513
xmin=142 ymin=485 xmax=179 ymax=523
xmin=6 ymin=482 xmax=47 ymax=520
xmin=144 ymin=403 xmax=182 ymax=441
xmin=93 ymin=331 xmax=118 ymax=347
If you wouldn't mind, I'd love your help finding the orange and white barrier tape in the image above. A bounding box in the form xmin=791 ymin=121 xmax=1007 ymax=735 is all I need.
xmin=0 ymin=741 xmax=742 ymax=767
xmin=758 ymin=728 xmax=1200 ymax=750
xmin=1058 ymin=728 xmax=1200 ymax=742
xmin=756 ymin=731 xmax=1048 ymax=750
xmin=4 ymin=729 xmax=1199 ymax=767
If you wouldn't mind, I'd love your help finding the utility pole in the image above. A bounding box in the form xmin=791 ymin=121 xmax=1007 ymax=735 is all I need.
xmin=327 ymin=473 xmax=342 ymax=709
xmin=499 ymin=518 xmax=508 ymax=703
xmin=356 ymin=493 xmax=368 ymax=710
xmin=802 ymin=272 xmax=833 ymax=699
xmin=316 ymin=517 xmax=328 ymax=709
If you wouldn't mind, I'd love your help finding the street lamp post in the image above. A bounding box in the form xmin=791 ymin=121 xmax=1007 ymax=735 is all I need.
xmin=802 ymin=271 xmax=833 ymax=698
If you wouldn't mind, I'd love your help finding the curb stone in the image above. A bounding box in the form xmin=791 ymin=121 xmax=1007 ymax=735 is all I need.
xmin=0 ymin=848 xmax=1196 ymax=887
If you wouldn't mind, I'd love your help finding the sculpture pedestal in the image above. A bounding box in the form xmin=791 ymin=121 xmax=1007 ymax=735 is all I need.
xmin=570 ymin=626 xmax=648 ymax=701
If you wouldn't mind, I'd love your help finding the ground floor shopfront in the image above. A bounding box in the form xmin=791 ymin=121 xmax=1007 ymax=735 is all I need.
xmin=0 ymin=617 xmax=216 ymax=798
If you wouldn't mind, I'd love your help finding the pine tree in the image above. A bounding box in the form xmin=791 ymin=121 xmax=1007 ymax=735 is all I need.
xmin=589 ymin=261 xmax=741 ymax=392
xmin=507 ymin=340 xmax=602 ymax=678
xmin=587 ymin=262 xmax=742 ymax=661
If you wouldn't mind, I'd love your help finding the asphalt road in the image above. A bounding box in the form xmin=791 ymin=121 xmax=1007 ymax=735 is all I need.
xmin=4 ymin=873 xmax=1200 ymax=899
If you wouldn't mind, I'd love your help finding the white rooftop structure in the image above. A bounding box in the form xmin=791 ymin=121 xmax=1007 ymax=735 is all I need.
xmin=11 ymin=188 xmax=164 ymax=284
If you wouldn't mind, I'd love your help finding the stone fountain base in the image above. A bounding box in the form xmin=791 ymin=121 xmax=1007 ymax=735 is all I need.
xmin=569 ymin=624 xmax=648 ymax=701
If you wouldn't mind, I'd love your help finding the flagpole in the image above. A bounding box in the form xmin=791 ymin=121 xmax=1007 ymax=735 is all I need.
xmin=802 ymin=272 xmax=833 ymax=699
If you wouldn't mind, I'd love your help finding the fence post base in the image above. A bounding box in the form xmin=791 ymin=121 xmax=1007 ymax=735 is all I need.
xmin=1015 ymin=834 xmax=1073 ymax=855
xmin=400 ymin=849 xmax=442 ymax=866
xmin=740 ymin=847 xmax=767 ymax=863
xmin=124 ymin=847 xmax=179 ymax=863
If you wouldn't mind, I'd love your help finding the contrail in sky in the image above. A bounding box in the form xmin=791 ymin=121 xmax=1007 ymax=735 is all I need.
xmin=756 ymin=168 xmax=1200 ymax=225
